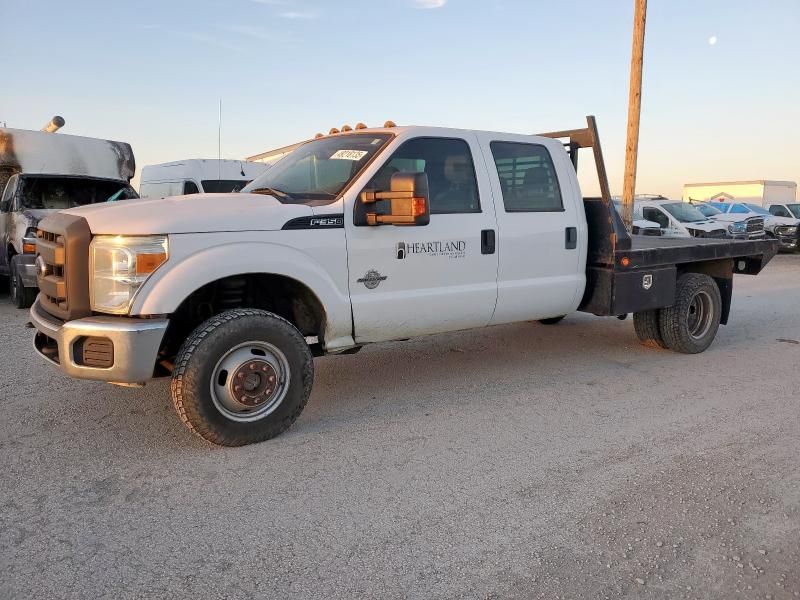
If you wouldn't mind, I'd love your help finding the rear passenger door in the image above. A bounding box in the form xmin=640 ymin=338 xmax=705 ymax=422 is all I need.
xmin=475 ymin=134 xmax=585 ymax=324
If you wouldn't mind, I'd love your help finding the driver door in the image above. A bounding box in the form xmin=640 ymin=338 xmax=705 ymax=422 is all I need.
xmin=345 ymin=134 xmax=499 ymax=343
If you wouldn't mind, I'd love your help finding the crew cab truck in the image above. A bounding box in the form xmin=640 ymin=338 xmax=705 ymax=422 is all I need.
xmin=29 ymin=117 xmax=777 ymax=446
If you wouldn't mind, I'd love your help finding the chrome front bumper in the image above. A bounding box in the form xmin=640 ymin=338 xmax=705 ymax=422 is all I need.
xmin=17 ymin=254 xmax=38 ymax=288
xmin=30 ymin=299 xmax=169 ymax=383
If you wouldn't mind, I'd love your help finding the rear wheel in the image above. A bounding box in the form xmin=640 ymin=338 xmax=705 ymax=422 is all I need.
xmin=659 ymin=273 xmax=721 ymax=354
xmin=539 ymin=316 xmax=566 ymax=325
xmin=9 ymin=256 xmax=36 ymax=309
xmin=633 ymin=310 xmax=667 ymax=349
xmin=171 ymin=309 xmax=314 ymax=446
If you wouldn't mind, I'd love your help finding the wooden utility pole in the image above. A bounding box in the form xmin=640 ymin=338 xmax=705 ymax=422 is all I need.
xmin=622 ymin=0 xmax=647 ymax=231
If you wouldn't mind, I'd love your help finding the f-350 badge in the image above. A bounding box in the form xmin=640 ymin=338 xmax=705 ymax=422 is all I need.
xmin=358 ymin=269 xmax=387 ymax=290
xmin=642 ymin=274 xmax=653 ymax=290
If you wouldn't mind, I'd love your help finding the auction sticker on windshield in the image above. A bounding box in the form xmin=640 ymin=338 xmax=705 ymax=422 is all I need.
xmin=330 ymin=149 xmax=368 ymax=161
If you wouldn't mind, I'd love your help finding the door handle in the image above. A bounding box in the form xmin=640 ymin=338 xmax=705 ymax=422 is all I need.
xmin=565 ymin=227 xmax=577 ymax=249
xmin=481 ymin=229 xmax=495 ymax=254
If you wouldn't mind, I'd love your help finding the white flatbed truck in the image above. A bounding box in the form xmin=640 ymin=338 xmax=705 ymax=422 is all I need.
xmin=29 ymin=117 xmax=777 ymax=446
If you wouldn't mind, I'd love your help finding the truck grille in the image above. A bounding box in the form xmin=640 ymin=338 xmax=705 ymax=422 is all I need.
xmin=35 ymin=213 xmax=92 ymax=321
xmin=693 ymin=229 xmax=726 ymax=239
xmin=745 ymin=217 xmax=764 ymax=234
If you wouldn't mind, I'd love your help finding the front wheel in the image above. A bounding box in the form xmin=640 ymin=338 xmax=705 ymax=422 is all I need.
xmin=9 ymin=256 xmax=36 ymax=309
xmin=538 ymin=316 xmax=566 ymax=325
xmin=171 ymin=309 xmax=314 ymax=446
xmin=659 ymin=274 xmax=722 ymax=354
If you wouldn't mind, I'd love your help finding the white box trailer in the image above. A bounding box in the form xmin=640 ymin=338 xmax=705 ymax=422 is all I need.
xmin=682 ymin=180 xmax=797 ymax=206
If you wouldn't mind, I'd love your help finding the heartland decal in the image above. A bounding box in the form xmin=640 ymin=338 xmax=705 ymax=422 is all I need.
xmin=396 ymin=240 xmax=466 ymax=260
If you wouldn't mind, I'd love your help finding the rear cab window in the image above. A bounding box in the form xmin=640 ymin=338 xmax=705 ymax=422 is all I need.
xmin=489 ymin=142 xmax=563 ymax=212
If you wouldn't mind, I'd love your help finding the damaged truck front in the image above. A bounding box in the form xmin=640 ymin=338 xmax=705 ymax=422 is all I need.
xmin=0 ymin=127 xmax=137 ymax=307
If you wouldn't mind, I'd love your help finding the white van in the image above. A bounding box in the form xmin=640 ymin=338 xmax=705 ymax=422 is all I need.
xmin=139 ymin=159 xmax=269 ymax=198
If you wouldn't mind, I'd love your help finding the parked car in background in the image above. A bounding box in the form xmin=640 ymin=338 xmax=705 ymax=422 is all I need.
xmin=636 ymin=199 xmax=728 ymax=238
xmin=707 ymin=201 xmax=799 ymax=251
xmin=611 ymin=198 xmax=661 ymax=236
xmin=690 ymin=202 xmax=766 ymax=240
xmin=139 ymin=159 xmax=269 ymax=198
xmin=0 ymin=126 xmax=136 ymax=308
xmin=767 ymin=203 xmax=800 ymax=219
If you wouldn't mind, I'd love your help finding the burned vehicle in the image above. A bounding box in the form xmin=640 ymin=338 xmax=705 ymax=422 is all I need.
xmin=0 ymin=125 xmax=136 ymax=307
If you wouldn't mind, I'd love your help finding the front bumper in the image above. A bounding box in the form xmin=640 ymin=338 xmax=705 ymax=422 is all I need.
xmin=774 ymin=233 xmax=799 ymax=250
xmin=30 ymin=299 xmax=169 ymax=383
xmin=17 ymin=253 xmax=38 ymax=288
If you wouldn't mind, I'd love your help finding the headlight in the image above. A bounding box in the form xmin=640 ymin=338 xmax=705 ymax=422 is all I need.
xmin=728 ymin=222 xmax=746 ymax=233
xmin=90 ymin=235 xmax=168 ymax=314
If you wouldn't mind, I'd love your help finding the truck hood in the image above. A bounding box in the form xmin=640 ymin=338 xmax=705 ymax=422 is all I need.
xmin=765 ymin=215 xmax=800 ymax=227
xmin=62 ymin=193 xmax=313 ymax=234
xmin=683 ymin=221 xmax=725 ymax=232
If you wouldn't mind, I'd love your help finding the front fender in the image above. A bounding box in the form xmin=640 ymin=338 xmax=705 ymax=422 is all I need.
xmin=130 ymin=239 xmax=354 ymax=350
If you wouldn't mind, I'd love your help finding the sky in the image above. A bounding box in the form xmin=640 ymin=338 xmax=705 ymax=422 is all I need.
xmin=1 ymin=0 xmax=798 ymax=198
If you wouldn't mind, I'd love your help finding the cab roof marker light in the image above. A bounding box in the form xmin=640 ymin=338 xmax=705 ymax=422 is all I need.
xmin=329 ymin=127 xmax=340 ymax=135
xmin=383 ymin=120 xmax=396 ymax=128
xmin=314 ymin=132 xmax=324 ymax=139
xmin=341 ymin=124 xmax=353 ymax=132
xmin=355 ymin=122 xmax=367 ymax=130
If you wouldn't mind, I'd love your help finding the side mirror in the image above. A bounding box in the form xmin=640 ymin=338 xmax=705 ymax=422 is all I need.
xmin=359 ymin=172 xmax=430 ymax=226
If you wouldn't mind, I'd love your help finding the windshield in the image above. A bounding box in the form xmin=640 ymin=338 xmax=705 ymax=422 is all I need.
xmin=661 ymin=202 xmax=708 ymax=223
xmin=787 ymin=204 xmax=800 ymax=218
xmin=19 ymin=176 xmax=138 ymax=209
xmin=612 ymin=199 xmax=644 ymax=220
xmin=695 ymin=203 xmax=721 ymax=217
xmin=744 ymin=203 xmax=772 ymax=216
xmin=241 ymin=133 xmax=392 ymax=203
xmin=202 ymin=179 xmax=251 ymax=193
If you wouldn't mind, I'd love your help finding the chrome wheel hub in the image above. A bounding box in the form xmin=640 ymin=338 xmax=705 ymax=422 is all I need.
xmin=210 ymin=342 xmax=290 ymax=422
xmin=688 ymin=290 xmax=713 ymax=340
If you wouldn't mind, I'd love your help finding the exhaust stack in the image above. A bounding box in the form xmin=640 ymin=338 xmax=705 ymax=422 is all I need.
xmin=41 ymin=116 xmax=65 ymax=133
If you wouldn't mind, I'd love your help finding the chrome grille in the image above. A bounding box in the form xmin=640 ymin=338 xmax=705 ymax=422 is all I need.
xmin=745 ymin=217 xmax=764 ymax=233
xmin=36 ymin=228 xmax=68 ymax=310
xmin=33 ymin=213 xmax=92 ymax=321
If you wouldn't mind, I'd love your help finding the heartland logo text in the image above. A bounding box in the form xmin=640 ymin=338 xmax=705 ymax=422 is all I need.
xmin=396 ymin=240 xmax=466 ymax=260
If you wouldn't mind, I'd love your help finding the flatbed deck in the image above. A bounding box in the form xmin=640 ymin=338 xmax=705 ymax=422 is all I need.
xmin=624 ymin=235 xmax=778 ymax=270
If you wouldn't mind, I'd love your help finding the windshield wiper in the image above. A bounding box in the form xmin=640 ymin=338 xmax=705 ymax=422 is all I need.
xmin=248 ymin=187 xmax=294 ymax=201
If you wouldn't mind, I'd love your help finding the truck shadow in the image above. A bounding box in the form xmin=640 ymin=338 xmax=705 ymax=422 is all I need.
xmin=12 ymin=279 xmax=799 ymax=451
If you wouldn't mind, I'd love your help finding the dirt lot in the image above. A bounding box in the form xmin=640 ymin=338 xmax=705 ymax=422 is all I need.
xmin=1 ymin=255 xmax=799 ymax=600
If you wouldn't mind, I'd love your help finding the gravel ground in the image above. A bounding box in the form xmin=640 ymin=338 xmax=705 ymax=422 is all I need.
xmin=1 ymin=255 xmax=799 ymax=600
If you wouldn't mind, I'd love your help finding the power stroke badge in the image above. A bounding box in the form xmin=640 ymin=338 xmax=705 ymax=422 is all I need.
xmin=357 ymin=270 xmax=387 ymax=290
xmin=396 ymin=240 xmax=466 ymax=260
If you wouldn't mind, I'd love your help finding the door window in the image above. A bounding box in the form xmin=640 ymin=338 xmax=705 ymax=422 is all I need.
xmin=489 ymin=142 xmax=563 ymax=212
xmin=183 ymin=181 xmax=200 ymax=194
xmin=642 ymin=207 xmax=670 ymax=228
xmin=769 ymin=205 xmax=790 ymax=217
xmin=0 ymin=175 xmax=17 ymax=212
xmin=367 ymin=137 xmax=480 ymax=214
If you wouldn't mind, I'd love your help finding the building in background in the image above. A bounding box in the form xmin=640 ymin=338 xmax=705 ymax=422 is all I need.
xmin=683 ymin=180 xmax=797 ymax=207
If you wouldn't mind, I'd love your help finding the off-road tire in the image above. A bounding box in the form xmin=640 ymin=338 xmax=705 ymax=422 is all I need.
xmin=659 ymin=273 xmax=722 ymax=354
xmin=539 ymin=316 xmax=566 ymax=325
xmin=9 ymin=256 xmax=36 ymax=309
xmin=633 ymin=310 xmax=667 ymax=349
xmin=171 ymin=309 xmax=314 ymax=446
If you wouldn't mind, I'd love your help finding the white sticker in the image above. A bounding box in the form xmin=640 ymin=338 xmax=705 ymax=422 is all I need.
xmin=330 ymin=149 xmax=368 ymax=161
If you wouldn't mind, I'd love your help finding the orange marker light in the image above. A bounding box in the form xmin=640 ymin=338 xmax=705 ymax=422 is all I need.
xmin=412 ymin=197 xmax=427 ymax=217
xmin=22 ymin=242 xmax=37 ymax=254
xmin=136 ymin=252 xmax=167 ymax=275
xmin=620 ymin=256 xmax=630 ymax=267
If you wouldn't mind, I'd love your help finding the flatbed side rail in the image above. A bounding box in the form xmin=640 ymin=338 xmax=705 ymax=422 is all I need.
xmin=538 ymin=116 xmax=631 ymax=264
